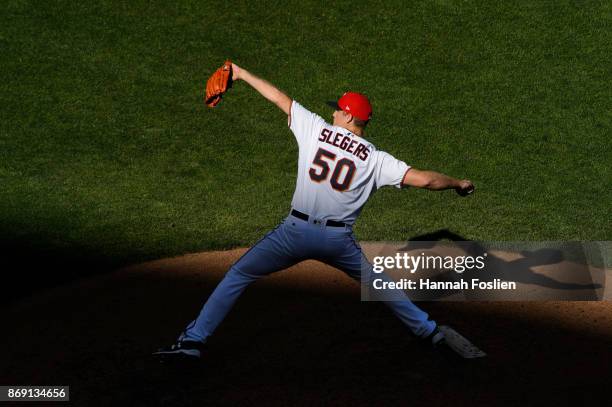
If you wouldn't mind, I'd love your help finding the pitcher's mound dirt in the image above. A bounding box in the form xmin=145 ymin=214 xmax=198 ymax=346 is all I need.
xmin=1 ymin=247 xmax=611 ymax=406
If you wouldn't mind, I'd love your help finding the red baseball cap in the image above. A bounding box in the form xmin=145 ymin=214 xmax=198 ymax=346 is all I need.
xmin=326 ymin=92 xmax=372 ymax=121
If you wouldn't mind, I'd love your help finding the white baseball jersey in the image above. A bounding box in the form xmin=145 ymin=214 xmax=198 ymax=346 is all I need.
xmin=289 ymin=100 xmax=410 ymax=225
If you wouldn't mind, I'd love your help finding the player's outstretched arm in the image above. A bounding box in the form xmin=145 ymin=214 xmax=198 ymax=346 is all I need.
xmin=231 ymin=63 xmax=292 ymax=115
xmin=402 ymin=169 xmax=474 ymax=196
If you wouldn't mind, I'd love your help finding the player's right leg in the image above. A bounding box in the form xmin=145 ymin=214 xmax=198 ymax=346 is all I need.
xmin=153 ymin=219 xmax=303 ymax=359
xmin=319 ymin=230 xmax=439 ymax=341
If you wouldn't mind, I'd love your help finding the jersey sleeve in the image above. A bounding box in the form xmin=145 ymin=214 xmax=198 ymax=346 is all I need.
xmin=374 ymin=151 xmax=411 ymax=189
xmin=289 ymin=100 xmax=325 ymax=147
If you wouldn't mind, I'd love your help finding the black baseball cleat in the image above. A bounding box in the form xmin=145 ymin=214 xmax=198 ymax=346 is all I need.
xmin=152 ymin=340 xmax=205 ymax=361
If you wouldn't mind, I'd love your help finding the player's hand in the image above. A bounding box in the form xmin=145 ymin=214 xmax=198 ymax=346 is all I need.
xmin=455 ymin=180 xmax=474 ymax=196
xmin=231 ymin=63 xmax=242 ymax=81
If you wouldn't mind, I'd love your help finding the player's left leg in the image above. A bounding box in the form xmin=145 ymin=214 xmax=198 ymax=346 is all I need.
xmin=154 ymin=218 xmax=306 ymax=362
xmin=178 ymin=220 xmax=304 ymax=344
xmin=319 ymin=229 xmax=436 ymax=339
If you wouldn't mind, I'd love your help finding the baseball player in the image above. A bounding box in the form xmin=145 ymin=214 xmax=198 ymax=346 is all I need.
xmin=153 ymin=62 xmax=475 ymax=360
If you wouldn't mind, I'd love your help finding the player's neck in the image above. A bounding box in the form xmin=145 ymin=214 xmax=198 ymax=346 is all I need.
xmin=340 ymin=124 xmax=364 ymax=137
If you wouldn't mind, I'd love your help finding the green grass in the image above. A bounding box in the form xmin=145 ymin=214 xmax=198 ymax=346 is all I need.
xmin=0 ymin=0 xmax=610 ymax=267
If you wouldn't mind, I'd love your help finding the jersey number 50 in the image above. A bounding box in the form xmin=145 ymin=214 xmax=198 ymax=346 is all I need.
xmin=309 ymin=148 xmax=356 ymax=191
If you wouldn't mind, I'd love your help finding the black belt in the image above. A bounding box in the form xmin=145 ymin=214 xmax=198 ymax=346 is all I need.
xmin=291 ymin=209 xmax=347 ymax=227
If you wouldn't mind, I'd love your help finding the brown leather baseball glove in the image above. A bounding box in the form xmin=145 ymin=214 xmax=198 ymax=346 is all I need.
xmin=205 ymin=60 xmax=233 ymax=107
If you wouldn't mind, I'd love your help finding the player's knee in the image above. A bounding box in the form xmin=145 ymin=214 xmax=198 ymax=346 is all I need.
xmin=226 ymin=264 xmax=259 ymax=281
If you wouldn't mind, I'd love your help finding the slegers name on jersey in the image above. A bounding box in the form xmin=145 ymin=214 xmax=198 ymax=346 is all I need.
xmin=318 ymin=128 xmax=370 ymax=161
